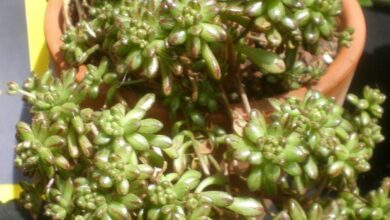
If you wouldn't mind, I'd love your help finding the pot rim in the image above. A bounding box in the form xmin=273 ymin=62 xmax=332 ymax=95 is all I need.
xmin=279 ymin=0 xmax=366 ymax=99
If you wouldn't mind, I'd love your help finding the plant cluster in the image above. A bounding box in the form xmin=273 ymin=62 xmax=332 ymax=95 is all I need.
xmin=272 ymin=177 xmax=390 ymax=219
xmin=60 ymin=0 xmax=351 ymax=111
xmin=225 ymin=86 xmax=385 ymax=197
xmin=9 ymin=68 xmax=264 ymax=219
xmin=7 ymin=0 xmax=390 ymax=219
xmin=9 ymin=65 xmax=389 ymax=219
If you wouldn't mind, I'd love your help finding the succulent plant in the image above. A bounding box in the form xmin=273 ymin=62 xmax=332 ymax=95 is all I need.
xmin=142 ymin=170 xmax=264 ymax=219
xmin=58 ymin=0 xmax=352 ymax=115
xmin=226 ymin=0 xmax=342 ymax=46
xmin=7 ymin=58 xmax=119 ymax=117
xmin=345 ymin=177 xmax=390 ymax=219
xmin=271 ymin=177 xmax=390 ymax=219
xmin=225 ymin=87 xmax=385 ymax=200
xmin=9 ymin=69 xmax=174 ymax=219
xmin=8 ymin=70 xmax=84 ymax=118
xmin=161 ymin=0 xmax=227 ymax=80
xmin=109 ymin=1 xmax=169 ymax=83
xmin=44 ymin=176 xmax=145 ymax=220
xmin=10 ymin=64 xmax=390 ymax=220
xmin=9 ymin=58 xmax=388 ymax=219
xmin=15 ymin=113 xmax=71 ymax=178
xmin=7 ymin=1 xmax=390 ymax=219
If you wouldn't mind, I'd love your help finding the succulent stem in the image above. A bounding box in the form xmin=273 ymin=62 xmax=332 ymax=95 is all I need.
xmin=62 ymin=0 xmax=73 ymax=30
xmin=193 ymin=139 xmax=210 ymax=175
xmin=306 ymin=176 xmax=328 ymax=204
xmin=120 ymin=79 xmax=146 ymax=86
xmin=217 ymin=83 xmax=233 ymax=124
xmin=208 ymin=154 xmax=222 ymax=172
xmin=236 ymin=76 xmax=251 ymax=115
xmin=74 ymin=0 xmax=86 ymax=21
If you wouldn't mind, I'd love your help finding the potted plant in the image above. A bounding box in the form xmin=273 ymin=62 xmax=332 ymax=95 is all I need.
xmin=6 ymin=0 xmax=390 ymax=219
xmin=44 ymin=0 xmax=365 ymax=116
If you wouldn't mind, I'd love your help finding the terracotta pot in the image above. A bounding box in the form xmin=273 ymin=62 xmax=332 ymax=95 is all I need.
xmin=44 ymin=0 xmax=366 ymax=127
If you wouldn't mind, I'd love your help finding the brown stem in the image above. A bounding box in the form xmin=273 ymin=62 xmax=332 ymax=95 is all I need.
xmin=208 ymin=155 xmax=222 ymax=172
xmin=218 ymin=83 xmax=233 ymax=123
xmin=82 ymin=0 xmax=90 ymax=7
xmin=115 ymin=92 xmax=128 ymax=107
xmin=226 ymin=37 xmax=235 ymax=74
xmin=306 ymin=177 xmax=328 ymax=204
xmin=260 ymin=198 xmax=275 ymax=217
xmin=193 ymin=141 xmax=210 ymax=175
xmin=228 ymin=36 xmax=251 ymax=114
xmin=120 ymin=79 xmax=146 ymax=86
xmin=63 ymin=0 xmax=73 ymax=30
xmin=236 ymin=77 xmax=251 ymax=114
xmin=74 ymin=0 xmax=86 ymax=20
xmin=190 ymin=78 xmax=199 ymax=102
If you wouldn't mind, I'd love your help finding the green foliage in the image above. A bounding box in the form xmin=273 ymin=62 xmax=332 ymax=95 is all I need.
xmin=272 ymin=178 xmax=390 ymax=219
xmin=10 ymin=70 xmax=174 ymax=219
xmin=142 ymin=170 xmax=264 ymax=219
xmin=7 ymin=1 xmax=390 ymax=220
xmin=225 ymin=87 xmax=386 ymax=203
xmin=11 ymin=65 xmax=389 ymax=219
xmin=360 ymin=0 xmax=374 ymax=6
xmin=59 ymin=0 xmax=351 ymax=104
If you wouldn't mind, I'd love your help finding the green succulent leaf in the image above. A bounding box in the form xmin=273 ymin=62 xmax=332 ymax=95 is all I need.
xmin=235 ymin=44 xmax=286 ymax=74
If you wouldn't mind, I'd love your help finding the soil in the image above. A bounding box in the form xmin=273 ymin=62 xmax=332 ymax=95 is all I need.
xmin=238 ymin=36 xmax=339 ymax=102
